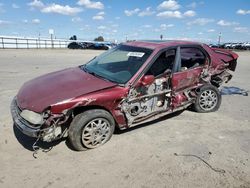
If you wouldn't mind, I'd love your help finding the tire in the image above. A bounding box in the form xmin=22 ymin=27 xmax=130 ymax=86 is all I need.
xmin=68 ymin=109 xmax=115 ymax=151
xmin=193 ymin=84 xmax=221 ymax=113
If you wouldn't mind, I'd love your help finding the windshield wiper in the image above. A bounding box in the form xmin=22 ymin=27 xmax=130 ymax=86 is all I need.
xmin=81 ymin=64 xmax=90 ymax=73
xmin=82 ymin=65 xmax=99 ymax=77
xmin=92 ymin=72 xmax=118 ymax=84
xmin=82 ymin=65 xmax=120 ymax=84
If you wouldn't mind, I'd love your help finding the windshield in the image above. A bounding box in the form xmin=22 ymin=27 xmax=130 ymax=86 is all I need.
xmin=82 ymin=45 xmax=152 ymax=84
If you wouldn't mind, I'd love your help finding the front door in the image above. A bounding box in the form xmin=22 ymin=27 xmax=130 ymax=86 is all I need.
xmin=122 ymin=49 xmax=176 ymax=125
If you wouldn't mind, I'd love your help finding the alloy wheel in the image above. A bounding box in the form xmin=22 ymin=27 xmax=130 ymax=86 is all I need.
xmin=81 ymin=118 xmax=111 ymax=149
xmin=199 ymin=90 xmax=218 ymax=111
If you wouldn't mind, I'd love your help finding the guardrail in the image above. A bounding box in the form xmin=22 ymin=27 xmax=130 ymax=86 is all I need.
xmin=0 ymin=36 xmax=75 ymax=49
xmin=0 ymin=36 xmax=115 ymax=49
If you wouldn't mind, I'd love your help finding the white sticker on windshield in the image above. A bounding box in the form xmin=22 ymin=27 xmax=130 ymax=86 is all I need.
xmin=127 ymin=52 xmax=145 ymax=58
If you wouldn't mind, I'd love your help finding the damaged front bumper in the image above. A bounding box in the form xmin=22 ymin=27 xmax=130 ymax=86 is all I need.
xmin=11 ymin=98 xmax=41 ymax=138
xmin=11 ymin=97 xmax=65 ymax=142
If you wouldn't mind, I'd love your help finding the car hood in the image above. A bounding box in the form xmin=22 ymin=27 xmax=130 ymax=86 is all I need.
xmin=17 ymin=67 xmax=117 ymax=113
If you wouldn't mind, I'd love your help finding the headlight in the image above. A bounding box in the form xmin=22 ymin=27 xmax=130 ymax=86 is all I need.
xmin=20 ymin=110 xmax=44 ymax=125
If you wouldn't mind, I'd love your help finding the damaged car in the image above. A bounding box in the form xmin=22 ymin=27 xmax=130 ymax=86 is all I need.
xmin=11 ymin=40 xmax=238 ymax=151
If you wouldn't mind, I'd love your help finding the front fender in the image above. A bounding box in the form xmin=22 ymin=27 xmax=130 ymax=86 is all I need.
xmin=50 ymin=86 xmax=129 ymax=128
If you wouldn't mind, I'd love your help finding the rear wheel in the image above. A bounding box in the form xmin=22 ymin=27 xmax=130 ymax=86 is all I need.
xmin=68 ymin=109 xmax=115 ymax=151
xmin=193 ymin=84 xmax=221 ymax=113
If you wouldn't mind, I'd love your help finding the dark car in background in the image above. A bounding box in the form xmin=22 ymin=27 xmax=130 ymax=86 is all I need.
xmin=67 ymin=42 xmax=88 ymax=49
xmin=68 ymin=41 xmax=116 ymax=50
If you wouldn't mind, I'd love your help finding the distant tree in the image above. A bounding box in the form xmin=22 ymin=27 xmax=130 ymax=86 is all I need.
xmin=94 ymin=36 xmax=104 ymax=41
xmin=69 ymin=35 xmax=77 ymax=40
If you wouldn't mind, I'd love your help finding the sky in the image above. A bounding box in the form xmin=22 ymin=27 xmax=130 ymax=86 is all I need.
xmin=0 ymin=0 xmax=250 ymax=43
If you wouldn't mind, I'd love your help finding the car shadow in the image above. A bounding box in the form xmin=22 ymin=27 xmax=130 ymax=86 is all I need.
xmin=114 ymin=110 xmax=185 ymax=135
xmin=13 ymin=124 xmax=63 ymax=152
xmin=13 ymin=109 xmax=186 ymax=151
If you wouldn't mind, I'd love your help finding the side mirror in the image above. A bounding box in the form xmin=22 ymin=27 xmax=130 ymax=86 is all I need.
xmin=140 ymin=75 xmax=155 ymax=86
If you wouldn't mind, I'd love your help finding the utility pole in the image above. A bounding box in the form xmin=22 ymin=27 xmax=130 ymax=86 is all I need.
xmin=38 ymin=32 xmax=41 ymax=48
xmin=218 ymin=32 xmax=222 ymax=45
xmin=49 ymin=29 xmax=54 ymax=49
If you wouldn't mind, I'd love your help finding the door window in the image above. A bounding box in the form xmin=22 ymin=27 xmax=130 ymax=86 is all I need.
xmin=146 ymin=49 xmax=176 ymax=77
xmin=180 ymin=47 xmax=206 ymax=71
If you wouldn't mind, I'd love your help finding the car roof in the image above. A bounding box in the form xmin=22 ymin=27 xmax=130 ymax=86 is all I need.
xmin=124 ymin=40 xmax=203 ymax=50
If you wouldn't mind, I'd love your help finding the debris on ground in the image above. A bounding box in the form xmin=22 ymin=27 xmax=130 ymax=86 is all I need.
xmin=220 ymin=86 xmax=248 ymax=96
xmin=174 ymin=152 xmax=226 ymax=173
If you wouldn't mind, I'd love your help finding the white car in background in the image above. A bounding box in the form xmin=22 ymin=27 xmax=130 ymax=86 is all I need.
xmin=243 ymin=42 xmax=250 ymax=50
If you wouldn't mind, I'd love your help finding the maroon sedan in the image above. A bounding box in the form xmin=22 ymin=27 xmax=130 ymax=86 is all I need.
xmin=11 ymin=40 xmax=238 ymax=151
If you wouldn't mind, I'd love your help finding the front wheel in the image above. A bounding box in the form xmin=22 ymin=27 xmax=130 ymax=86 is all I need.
xmin=193 ymin=84 xmax=221 ymax=113
xmin=68 ymin=109 xmax=115 ymax=151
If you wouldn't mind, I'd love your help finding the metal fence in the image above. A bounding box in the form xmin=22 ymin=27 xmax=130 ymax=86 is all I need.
xmin=0 ymin=36 xmax=73 ymax=49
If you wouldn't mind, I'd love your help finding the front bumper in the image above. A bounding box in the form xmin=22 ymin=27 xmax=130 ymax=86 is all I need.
xmin=11 ymin=98 xmax=41 ymax=138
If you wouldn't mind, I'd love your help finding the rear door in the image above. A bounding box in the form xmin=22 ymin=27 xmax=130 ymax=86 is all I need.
xmin=171 ymin=46 xmax=209 ymax=92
